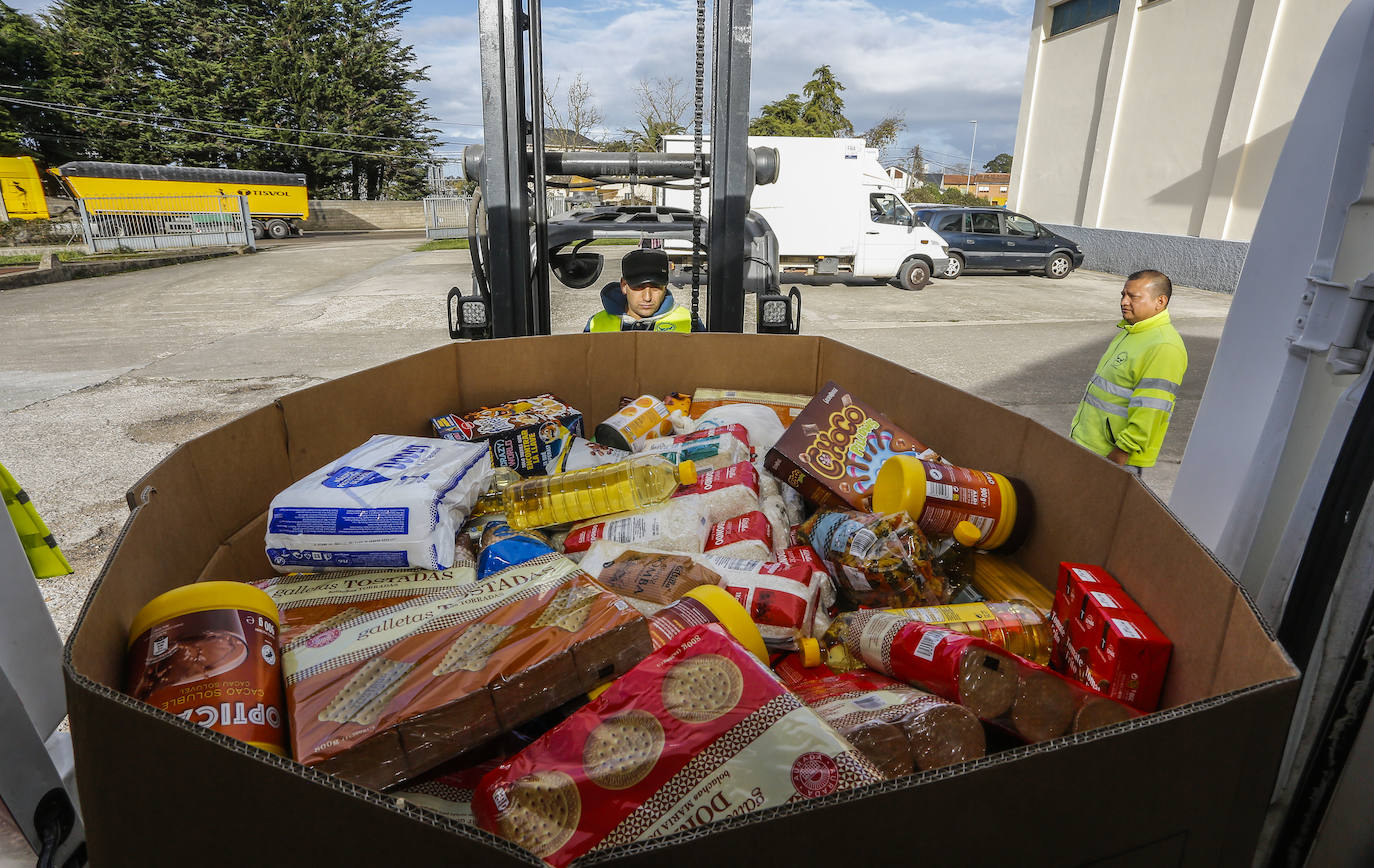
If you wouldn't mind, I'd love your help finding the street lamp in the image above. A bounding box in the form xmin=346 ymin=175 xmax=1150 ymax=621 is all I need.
xmin=966 ymin=120 xmax=978 ymax=196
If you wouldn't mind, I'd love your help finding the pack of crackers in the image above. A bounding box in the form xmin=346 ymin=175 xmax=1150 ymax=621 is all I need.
xmin=281 ymin=554 xmax=651 ymax=790
xmin=472 ymin=623 xmax=882 ymax=866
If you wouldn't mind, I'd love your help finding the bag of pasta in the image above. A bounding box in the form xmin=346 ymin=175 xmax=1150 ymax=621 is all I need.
xmin=798 ymin=509 xmax=946 ymax=609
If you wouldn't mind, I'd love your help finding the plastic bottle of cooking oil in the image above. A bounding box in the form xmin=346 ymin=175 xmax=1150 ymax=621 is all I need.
xmin=930 ymin=520 xmax=983 ymax=596
xmin=501 ymin=456 xmax=697 ymax=530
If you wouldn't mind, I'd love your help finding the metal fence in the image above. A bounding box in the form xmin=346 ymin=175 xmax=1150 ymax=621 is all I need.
xmin=422 ymin=195 xmax=582 ymax=240
xmin=77 ymin=195 xmax=255 ymax=253
xmin=422 ymin=196 xmax=474 ymax=240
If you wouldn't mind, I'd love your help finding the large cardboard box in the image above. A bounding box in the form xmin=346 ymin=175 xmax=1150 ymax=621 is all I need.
xmin=64 ymin=334 xmax=1298 ymax=866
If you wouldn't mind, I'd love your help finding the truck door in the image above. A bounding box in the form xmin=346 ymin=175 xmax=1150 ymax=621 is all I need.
xmin=855 ymin=192 xmax=918 ymax=277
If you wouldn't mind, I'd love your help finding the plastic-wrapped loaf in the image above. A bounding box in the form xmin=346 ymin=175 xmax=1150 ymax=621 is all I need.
xmin=472 ymin=624 xmax=882 ymax=867
xmin=840 ymin=611 xmax=1139 ymax=744
xmin=799 ymin=509 xmax=946 ymax=608
xmin=264 ymin=435 xmax=493 ymax=573
xmin=774 ymin=654 xmax=985 ymax=778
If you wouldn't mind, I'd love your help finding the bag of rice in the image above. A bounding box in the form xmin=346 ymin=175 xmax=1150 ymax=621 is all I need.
xmin=264 ymin=435 xmax=492 ymax=573
xmin=704 ymin=510 xmax=773 ymax=561
xmin=561 ymin=498 xmax=710 ymax=557
xmin=695 ymin=403 xmax=786 ymax=454
xmin=670 ymin=460 xmax=760 ymax=525
xmin=637 ymin=426 xmax=751 ymax=472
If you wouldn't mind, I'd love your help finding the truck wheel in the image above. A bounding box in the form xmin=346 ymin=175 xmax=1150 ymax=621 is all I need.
xmin=266 ymin=219 xmax=291 ymax=240
xmin=251 ymin=220 xmax=266 ymax=240
xmin=898 ymin=259 xmax=930 ymax=291
xmin=939 ymin=253 xmax=964 ymax=279
xmin=1045 ymin=252 xmax=1073 ymax=279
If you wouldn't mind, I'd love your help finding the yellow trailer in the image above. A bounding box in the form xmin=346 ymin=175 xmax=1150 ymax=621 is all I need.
xmin=0 ymin=155 xmax=51 ymax=220
xmin=53 ymin=161 xmax=310 ymax=239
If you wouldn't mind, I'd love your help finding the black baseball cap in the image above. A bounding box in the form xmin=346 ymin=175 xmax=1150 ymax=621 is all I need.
xmin=621 ymin=248 xmax=670 ymax=287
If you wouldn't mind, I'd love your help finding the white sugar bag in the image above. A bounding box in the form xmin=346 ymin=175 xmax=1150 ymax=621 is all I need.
xmin=695 ymin=403 xmax=786 ymax=453
xmin=265 ymin=435 xmax=493 ymax=573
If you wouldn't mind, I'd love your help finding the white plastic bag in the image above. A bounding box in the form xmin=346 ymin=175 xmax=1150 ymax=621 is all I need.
xmin=264 ymin=435 xmax=493 ymax=573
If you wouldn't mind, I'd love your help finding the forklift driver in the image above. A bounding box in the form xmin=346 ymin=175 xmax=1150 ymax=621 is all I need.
xmin=584 ymin=248 xmax=706 ymax=333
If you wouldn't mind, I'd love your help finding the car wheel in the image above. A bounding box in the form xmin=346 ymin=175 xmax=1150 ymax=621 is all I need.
xmin=266 ymin=219 xmax=291 ymax=240
xmin=939 ymin=253 xmax=964 ymax=279
xmin=1045 ymin=252 xmax=1073 ymax=279
xmin=897 ymin=259 xmax=930 ymax=291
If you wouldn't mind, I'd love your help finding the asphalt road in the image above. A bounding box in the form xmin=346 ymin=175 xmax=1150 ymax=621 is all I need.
xmin=0 ymin=232 xmax=1233 ymax=641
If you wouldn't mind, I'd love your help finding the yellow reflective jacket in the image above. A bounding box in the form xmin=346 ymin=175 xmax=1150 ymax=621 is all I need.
xmin=1070 ymin=308 xmax=1189 ymax=468
xmin=587 ymin=306 xmax=694 ymax=333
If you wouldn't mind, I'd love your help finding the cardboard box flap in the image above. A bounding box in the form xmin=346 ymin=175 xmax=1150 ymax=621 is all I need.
xmin=277 ymin=343 xmax=463 ymax=480
xmin=198 ymin=509 xmax=272 ymax=582
xmin=1213 ymin=591 xmax=1299 ymax=693
xmin=637 ymin=333 xmax=821 ymax=402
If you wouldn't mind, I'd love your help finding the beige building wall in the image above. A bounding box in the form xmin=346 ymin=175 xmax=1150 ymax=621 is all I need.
xmin=1010 ymin=0 xmax=1347 ymax=244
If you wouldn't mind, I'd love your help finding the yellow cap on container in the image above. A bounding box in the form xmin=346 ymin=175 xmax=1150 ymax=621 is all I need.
xmin=676 ymin=459 xmax=698 ymax=486
xmin=954 ymin=520 xmax=983 ymax=548
xmin=682 ymin=584 xmax=768 ymax=664
xmin=799 ymin=637 xmax=821 ymax=668
xmin=128 ymin=581 xmax=280 ymax=647
xmin=587 ymin=681 xmax=613 ymax=701
xmin=871 ymin=454 xmax=928 ymax=518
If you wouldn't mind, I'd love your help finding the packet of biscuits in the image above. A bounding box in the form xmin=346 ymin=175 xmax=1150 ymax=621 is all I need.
xmin=252 ymin=565 xmax=477 ymax=649
xmin=281 ymin=554 xmax=651 ymax=791
xmin=839 ymin=611 xmax=1139 ymax=744
xmin=773 ymin=654 xmax=985 ymax=778
xmin=799 ymin=509 xmax=945 ymax=608
xmin=472 ymin=623 xmax=882 ymax=866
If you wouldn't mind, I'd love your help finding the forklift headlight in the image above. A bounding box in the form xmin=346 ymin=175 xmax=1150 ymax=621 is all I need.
xmin=448 ymin=284 xmax=492 ymax=340
xmin=756 ymin=286 xmax=801 ymax=335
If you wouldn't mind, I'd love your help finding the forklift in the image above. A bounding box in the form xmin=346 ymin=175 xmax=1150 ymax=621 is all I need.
xmin=448 ymin=0 xmax=802 ymax=340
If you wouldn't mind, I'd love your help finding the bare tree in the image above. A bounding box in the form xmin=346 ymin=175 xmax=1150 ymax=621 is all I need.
xmin=861 ymin=114 xmax=905 ymax=151
xmin=621 ymin=76 xmax=689 ymax=151
xmin=543 ymin=71 xmax=604 ymax=149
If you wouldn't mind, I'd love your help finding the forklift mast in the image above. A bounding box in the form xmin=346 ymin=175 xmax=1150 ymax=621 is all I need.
xmin=458 ymin=0 xmax=793 ymax=339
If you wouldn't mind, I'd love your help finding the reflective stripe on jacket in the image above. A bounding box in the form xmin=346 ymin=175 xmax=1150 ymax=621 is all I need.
xmin=1070 ymin=308 xmax=1188 ymax=468
xmin=587 ymin=306 xmax=694 ymax=333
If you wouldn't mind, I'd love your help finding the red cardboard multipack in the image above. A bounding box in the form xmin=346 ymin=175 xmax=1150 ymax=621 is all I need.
xmin=1050 ymin=563 xmax=1172 ymax=712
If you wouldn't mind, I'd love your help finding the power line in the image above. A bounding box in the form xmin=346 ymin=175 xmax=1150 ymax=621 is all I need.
xmin=0 ymin=95 xmax=440 ymax=161
xmin=0 ymin=84 xmax=485 ymax=130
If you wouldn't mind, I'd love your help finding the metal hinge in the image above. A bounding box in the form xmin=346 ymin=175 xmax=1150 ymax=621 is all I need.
xmin=1291 ymin=273 xmax=1374 ymax=375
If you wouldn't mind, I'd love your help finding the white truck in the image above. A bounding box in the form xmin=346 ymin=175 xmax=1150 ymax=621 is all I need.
xmin=658 ymin=135 xmax=949 ymax=291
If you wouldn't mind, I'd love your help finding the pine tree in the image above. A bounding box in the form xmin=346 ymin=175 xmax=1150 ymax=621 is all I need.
xmin=749 ymin=66 xmax=853 ymax=138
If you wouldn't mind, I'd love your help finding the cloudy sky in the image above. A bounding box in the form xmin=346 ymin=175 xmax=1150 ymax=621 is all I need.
xmin=12 ymin=0 xmax=1035 ymax=175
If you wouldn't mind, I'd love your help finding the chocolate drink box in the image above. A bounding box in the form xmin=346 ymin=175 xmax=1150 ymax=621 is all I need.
xmin=764 ymin=381 xmax=942 ymax=510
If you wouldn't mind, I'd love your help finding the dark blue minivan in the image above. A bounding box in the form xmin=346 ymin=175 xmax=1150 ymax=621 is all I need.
xmin=913 ymin=206 xmax=1085 ymax=280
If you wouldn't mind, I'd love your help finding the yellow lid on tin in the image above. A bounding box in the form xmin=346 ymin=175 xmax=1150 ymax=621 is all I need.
xmin=682 ymin=584 xmax=768 ymax=665
xmin=128 ymin=581 xmax=280 ymax=648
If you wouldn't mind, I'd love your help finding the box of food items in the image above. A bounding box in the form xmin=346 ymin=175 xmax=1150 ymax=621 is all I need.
xmin=64 ymin=333 xmax=1299 ymax=866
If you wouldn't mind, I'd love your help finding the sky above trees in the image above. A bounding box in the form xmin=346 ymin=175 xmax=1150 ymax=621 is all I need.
xmin=10 ymin=0 xmax=1033 ymax=175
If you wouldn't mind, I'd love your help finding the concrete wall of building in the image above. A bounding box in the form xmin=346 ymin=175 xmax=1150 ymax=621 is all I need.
xmin=1010 ymin=0 xmax=1346 ymax=246
xmin=302 ymin=200 xmax=425 ymax=231
xmin=1045 ymin=222 xmax=1248 ymax=294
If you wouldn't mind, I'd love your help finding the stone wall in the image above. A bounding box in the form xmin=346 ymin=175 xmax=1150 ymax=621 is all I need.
xmin=1045 ymin=224 xmax=1249 ymax=293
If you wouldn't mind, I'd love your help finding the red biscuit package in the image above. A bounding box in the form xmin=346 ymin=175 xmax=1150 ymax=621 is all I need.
xmin=842 ymin=611 xmax=1140 ymax=743
xmin=704 ymin=510 xmax=773 ymax=561
xmin=282 ymin=554 xmax=651 ymax=790
xmin=472 ymin=624 xmax=882 ymax=866
xmin=252 ymin=565 xmax=477 ymax=649
xmin=774 ymin=654 xmax=985 ymax=778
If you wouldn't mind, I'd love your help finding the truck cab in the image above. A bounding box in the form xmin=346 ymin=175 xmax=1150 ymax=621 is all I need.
xmin=659 ymin=135 xmax=949 ymax=291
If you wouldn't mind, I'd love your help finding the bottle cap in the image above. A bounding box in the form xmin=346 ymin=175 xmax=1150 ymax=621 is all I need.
xmin=676 ymin=459 xmax=698 ymax=486
xmin=682 ymin=585 xmax=768 ymax=664
xmin=871 ymin=454 xmax=927 ymax=517
xmin=800 ymin=637 xmax=822 ymax=668
xmin=953 ymin=520 xmax=983 ymax=548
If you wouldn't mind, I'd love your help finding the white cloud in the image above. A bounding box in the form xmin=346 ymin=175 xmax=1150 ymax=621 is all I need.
xmin=405 ymin=0 xmax=1033 ymax=171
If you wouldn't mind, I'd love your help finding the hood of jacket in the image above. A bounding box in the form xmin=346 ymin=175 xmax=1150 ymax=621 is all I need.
xmin=599 ymin=281 xmax=678 ymax=323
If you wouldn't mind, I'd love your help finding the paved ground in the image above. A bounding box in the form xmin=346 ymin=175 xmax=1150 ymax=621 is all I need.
xmin=0 ymin=232 xmax=1232 ymax=642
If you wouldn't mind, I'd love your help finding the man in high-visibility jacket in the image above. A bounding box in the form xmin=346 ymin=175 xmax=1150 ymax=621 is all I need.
xmin=1070 ymin=270 xmax=1189 ymax=472
xmin=584 ymin=249 xmax=705 ymax=333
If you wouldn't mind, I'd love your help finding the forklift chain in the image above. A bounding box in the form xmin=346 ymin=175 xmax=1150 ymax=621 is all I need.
xmin=690 ymin=0 xmax=706 ymax=321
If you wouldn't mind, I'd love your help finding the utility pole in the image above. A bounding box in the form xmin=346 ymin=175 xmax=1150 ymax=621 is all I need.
xmin=966 ymin=120 xmax=978 ymax=195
